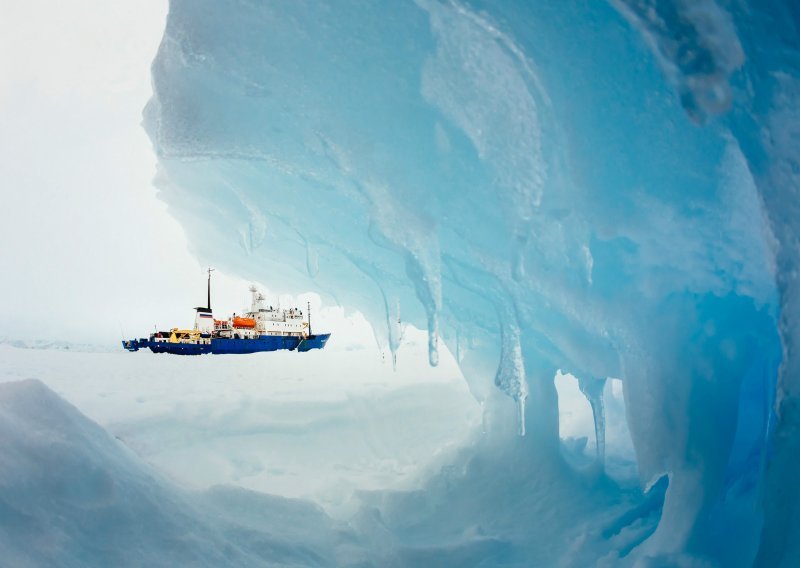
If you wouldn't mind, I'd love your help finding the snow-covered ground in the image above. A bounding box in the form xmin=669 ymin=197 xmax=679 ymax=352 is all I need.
xmin=0 ymin=336 xmax=636 ymax=510
xmin=0 ymin=378 xmax=373 ymax=567
xmin=0 ymin=333 xmax=481 ymax=518
xmin=0 ymin=329 xmax=635 ymax=506
xmin=0 ymin=329 xmax=644 ymax=565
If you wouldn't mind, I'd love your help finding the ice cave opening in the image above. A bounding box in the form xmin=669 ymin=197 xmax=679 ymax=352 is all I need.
xmin=2 ymin=0 xmax=798 ymax=566
xmin=137 ymin=0 xmax=800 ymax=564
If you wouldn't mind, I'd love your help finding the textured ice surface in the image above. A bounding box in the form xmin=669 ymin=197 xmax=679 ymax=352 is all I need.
xmin=140 ymin=0 xmax=797 ymax=565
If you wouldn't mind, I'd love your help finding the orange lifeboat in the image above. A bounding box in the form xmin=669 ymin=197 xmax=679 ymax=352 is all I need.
xmin=232 ymin=316 xmax=256 ymax=329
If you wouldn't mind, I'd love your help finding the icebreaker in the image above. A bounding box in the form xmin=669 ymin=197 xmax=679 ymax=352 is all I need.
xmin=144 ymin=0 xmax=798 ymax=564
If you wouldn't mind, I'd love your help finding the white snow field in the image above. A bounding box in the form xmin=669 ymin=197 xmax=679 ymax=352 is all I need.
xmin=0 ymin=334 xmax=479 ymax=513
xmin=0 ymin=377 xmax=371 ymax=567
xmin=0 ymin=339 xmax=640 ymax=566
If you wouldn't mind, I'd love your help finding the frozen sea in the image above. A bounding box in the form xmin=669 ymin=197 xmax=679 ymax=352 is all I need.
xmin=0 ymin=335 xmax=639 ymax=566
xmin=0 ymin=334 xmax=479 ymax=514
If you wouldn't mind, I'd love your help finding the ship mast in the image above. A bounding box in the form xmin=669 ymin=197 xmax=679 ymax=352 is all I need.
xmin=207 ymin=267 xmax=214 ymax=310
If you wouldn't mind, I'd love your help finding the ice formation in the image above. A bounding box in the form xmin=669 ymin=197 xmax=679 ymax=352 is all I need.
xmin=578 ymin=376 xmax=607 ymax=469
xmin=142 ymin=0 xmax=798 ymax=564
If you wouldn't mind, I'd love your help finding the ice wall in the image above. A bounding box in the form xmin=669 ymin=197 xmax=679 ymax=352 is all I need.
xmin=144 ymin=0 xmax=796 ymax=563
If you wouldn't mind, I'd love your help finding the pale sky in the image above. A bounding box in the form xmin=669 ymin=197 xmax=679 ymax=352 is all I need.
xmin=0 ymin=0 xmax=368 ymax=346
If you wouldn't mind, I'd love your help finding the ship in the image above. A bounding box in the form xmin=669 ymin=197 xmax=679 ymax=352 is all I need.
xmin=122 ymin=269 xmax=330 ymax=355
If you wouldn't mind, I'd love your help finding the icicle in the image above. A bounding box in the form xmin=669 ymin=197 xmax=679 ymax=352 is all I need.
xmin=388 ymin=299 xmax=402 ymax=370
xmin=578 ymin=376 xmax=607 ymax=467
xmin=495 ymin=323 xmax=528 ymax=436
xmin=403 ymin=252 xmax=442 ymax=368
xmin=517 ymin=395 xmax=527 ymax=437
xmin=428 ymin=312 xmax=439 ymax=367
xmin=359 ymin=180 xmax=442 ymax=368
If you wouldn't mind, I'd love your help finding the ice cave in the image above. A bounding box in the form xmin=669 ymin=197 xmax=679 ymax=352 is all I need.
xmin=1 ymin=0 xmax=799 ymax=566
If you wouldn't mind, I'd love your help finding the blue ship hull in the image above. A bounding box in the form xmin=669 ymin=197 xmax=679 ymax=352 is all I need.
xmin=150 ymin=341 xmax=212 ymax=355
xmin=212 ymin=335 xmax=301 ymax=354
xmin=122 ymin=334 xmax=331 ymax=356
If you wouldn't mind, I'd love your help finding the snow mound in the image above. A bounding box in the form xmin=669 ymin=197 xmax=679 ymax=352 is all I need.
xmin=0 ymin=379 xmax=367 ymax=567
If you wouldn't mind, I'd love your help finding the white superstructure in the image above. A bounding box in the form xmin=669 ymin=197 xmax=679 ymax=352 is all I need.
xmin=194 ymin=308 xmax=214 ymax=334
xmin=246 ymin=286 xmax=307 ymax=336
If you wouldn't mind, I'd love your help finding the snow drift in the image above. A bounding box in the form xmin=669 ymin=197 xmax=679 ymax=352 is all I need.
xmin=143 ymin=0 xmax=799 ymax=564
xmin=0 ymin=379 xmax=368 ymax=567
